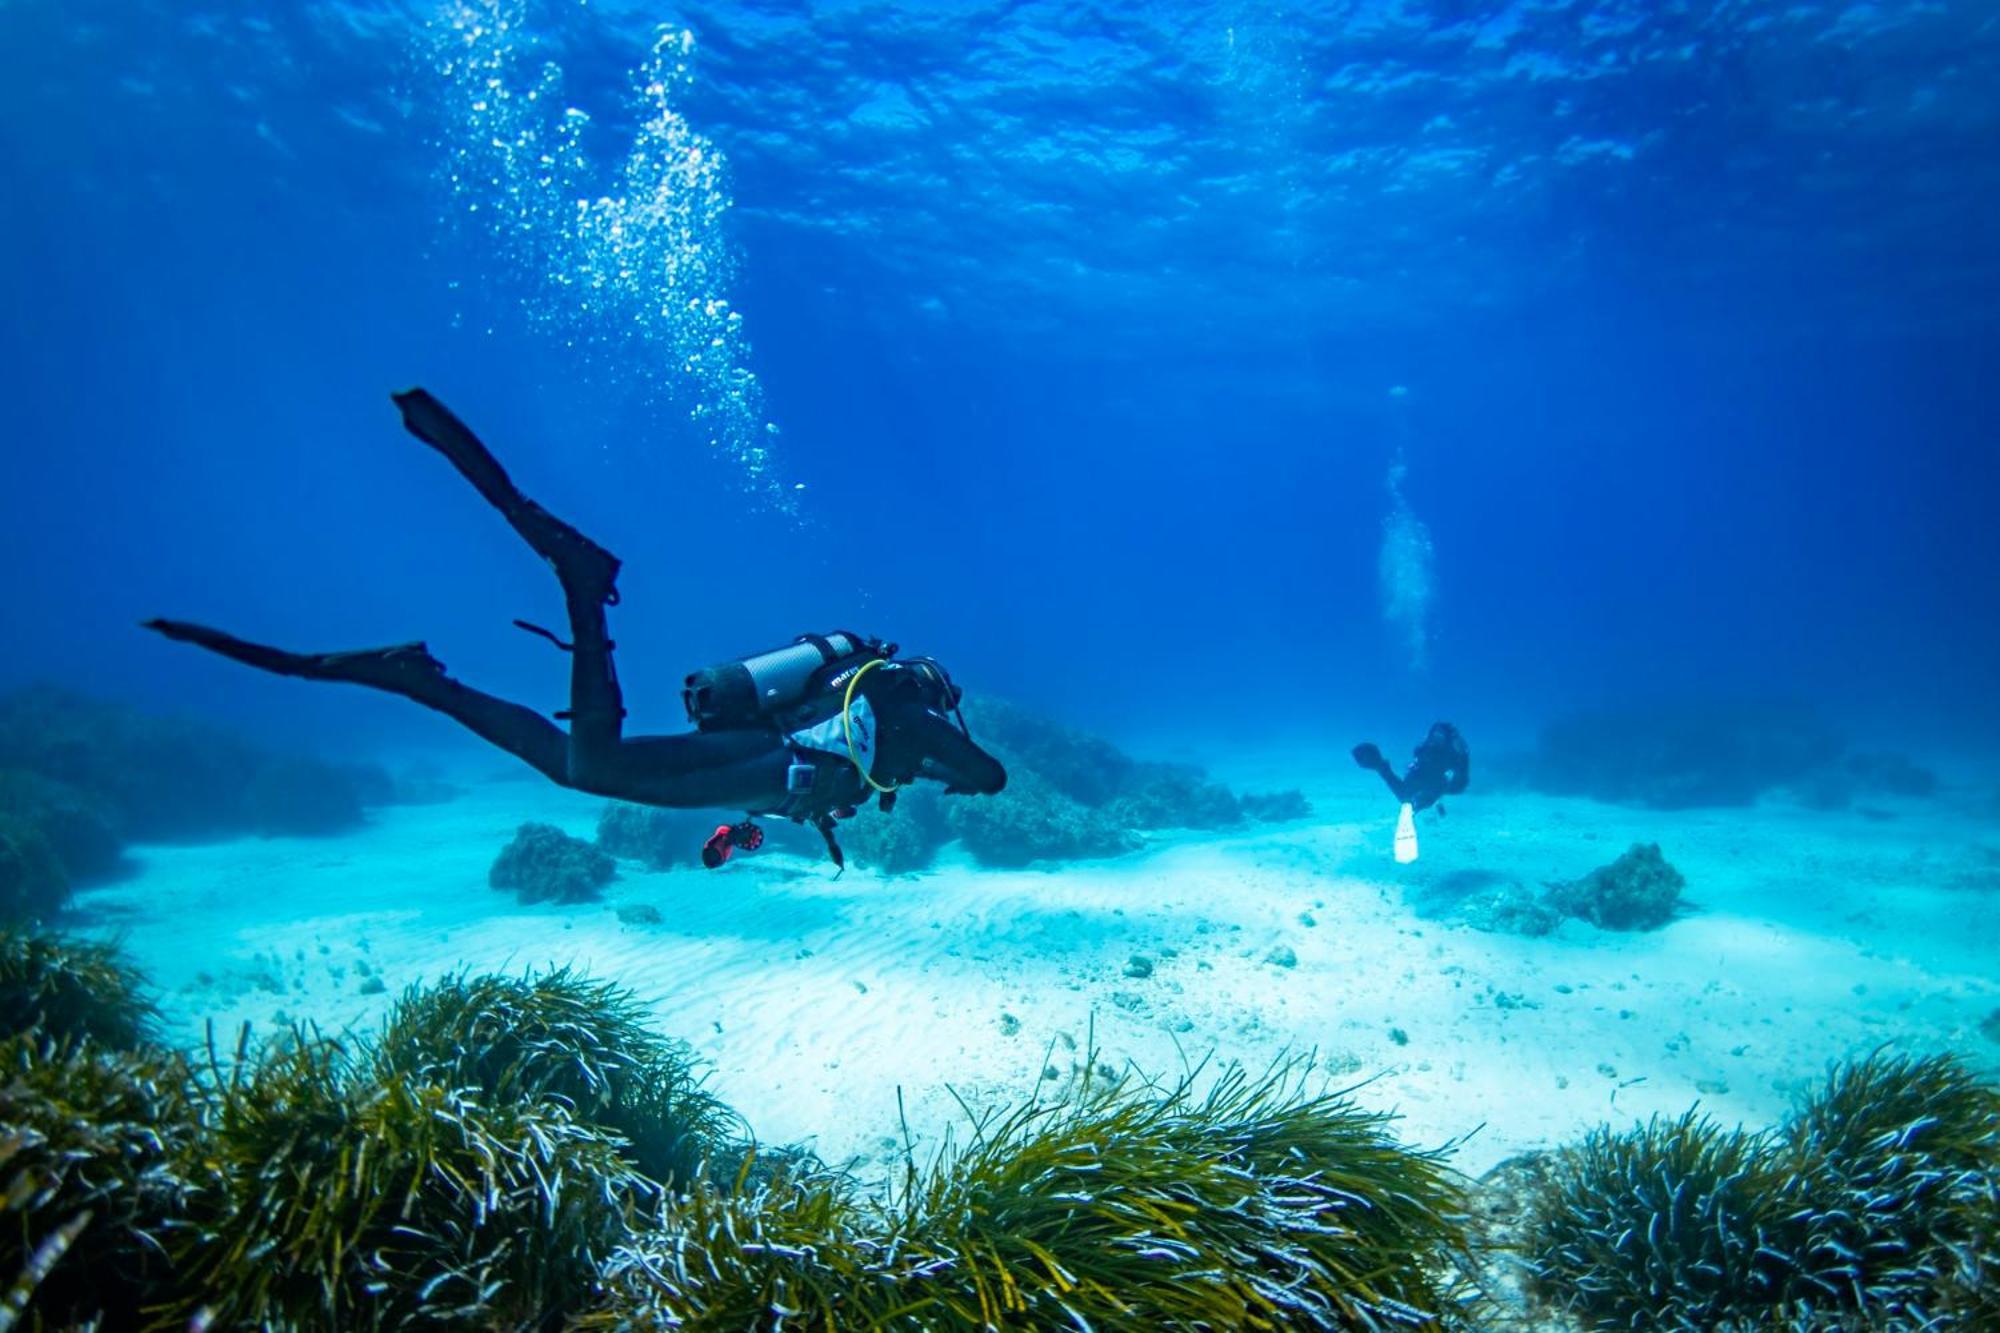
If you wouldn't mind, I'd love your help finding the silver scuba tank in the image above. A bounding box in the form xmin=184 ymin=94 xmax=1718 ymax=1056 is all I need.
xmin=682 ymin=632 xmax=885 ymax=732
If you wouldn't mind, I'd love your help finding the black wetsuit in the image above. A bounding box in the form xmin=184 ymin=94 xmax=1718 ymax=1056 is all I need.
xmin=1352 ymin=722 xmax=1469 ymax=814
xmin=145 ymin=390 xmax=1006 ymax=851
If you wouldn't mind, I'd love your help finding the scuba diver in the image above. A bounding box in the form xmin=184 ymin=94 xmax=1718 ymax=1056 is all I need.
xmin=144 ymin=389 xmax=1006 ymax=873
xmin=1353 ymin=722 xmax=1468 ymax=865
xmin=1353 ymin=722 xmax=1470 ymax=814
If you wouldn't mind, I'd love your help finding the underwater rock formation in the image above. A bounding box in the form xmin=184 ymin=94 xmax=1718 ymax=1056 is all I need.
xmin=1456 ymin=878 xmax=1565 ymax=937
xmin=239 ymin=755 xmax=368 ymax=837
xmin=1239 ymin=787 xmax=1313 ymax=822
xmin=963 ymin=697 xmax=1137 ymax=807
xmin=0 ymin=686 xmax=392 ymax=847
xmin=945 ymin=766 xmax=1141 ymax=869
xmin=836 ymin=787 xmax=950 ymax=874
xmin=1521 ymin=1052 xmax=2000 ymax=1330
xmin=1794 ymin=749 xmax=1942 ymax=811
xmin=1526 ymin=698 xmax=1845 ymax=808
xmin=1100 ymin=760 xmax=1245 ymax=831
xmin=595 ymin=801 xmax=722 ymax=869
xmin=927 ymin=699 xmax=1309 ymax=870
xmin=0 ymin=814 xmax=68 ymax=921
xmin=0 ymin=769 xmax=124 ymax=884
xmin=1545 ymin=842 xmax=1685 ymax=931
xmin=490 ymin=822 xmax=617 ymax=904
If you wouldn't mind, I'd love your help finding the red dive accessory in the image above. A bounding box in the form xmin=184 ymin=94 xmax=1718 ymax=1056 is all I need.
xmin=701 ymin=819 xmax=765 ymax=869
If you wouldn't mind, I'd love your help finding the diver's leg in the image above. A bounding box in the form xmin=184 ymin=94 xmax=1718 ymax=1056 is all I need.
xmin=578 ymin=732 xmax=796 ymax=811
xmin=142 ymin=619 xmax=571 ymax=785
xmin=390 ymin=389 xmax=626 ymax=773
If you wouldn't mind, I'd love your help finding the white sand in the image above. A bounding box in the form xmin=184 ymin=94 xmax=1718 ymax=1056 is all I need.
xmin=76 ymin=765 xmax=2000 ymax=1184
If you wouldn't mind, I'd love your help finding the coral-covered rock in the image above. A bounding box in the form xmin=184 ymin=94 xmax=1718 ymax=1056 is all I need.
xmin=596 ymin=803 xmax=721 ymax=869
xmin=0 ymin=686 xmax=373 ymax=844
xmin=0 ymin=686 xmax=261 ymax=841
xmin=838 ymin=788 xmax=949 ymax=874
xmin=1102 ymin=762 xmax=1243 ymax=831
xmin=946 ymin=769 xmax=1139 ymax=869
xmin=241 ymin=756 xmax=367 ymax=837
xmin=951 ymin=699 xmax=1280 ymax=860
xmin=490 ymin=823 xmax=616 ymax=904
xmin=1528 ymin=699 xmax=1843 ymax=809
xmin=1546 ymin=842 xmax=1685 ymax=931
xmin=1240 ymin=789 xmax=1312 ymax=822
xmin=1458 ymin=881 xmax=1564 ymax=937
xmin=0 ymin=814 xmax=68 ymax=922
xmin=960 ymin=699 xmax=1134 ymax=807
xmin=0 ymin=770 xmax=125 ymax=882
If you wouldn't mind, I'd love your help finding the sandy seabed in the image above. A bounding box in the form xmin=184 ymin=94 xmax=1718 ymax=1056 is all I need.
xmin=76 ymin=762 xmax=2000 ymax=1185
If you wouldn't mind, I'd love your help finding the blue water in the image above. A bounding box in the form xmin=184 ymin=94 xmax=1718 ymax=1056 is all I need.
xmin=2 ymin=0 xmax=1996 ymax=762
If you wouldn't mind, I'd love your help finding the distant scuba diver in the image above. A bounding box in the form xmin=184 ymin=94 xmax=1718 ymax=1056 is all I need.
xmin=1352 ymin=722 xmax=1468 ymax=864
xmin=1353 ymin=723 xmax=1470 ymax=814
xmin=144 ymin=390 xmax=1006 ymax=873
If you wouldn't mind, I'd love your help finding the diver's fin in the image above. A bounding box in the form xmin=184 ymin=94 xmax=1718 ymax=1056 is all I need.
xmin=391 ymin=387 xmax=622 ymax=603
xmin=392 ymin=389 xmax=528 ymax=522
xmin=142 ymin=619 xmax=445 ymax=689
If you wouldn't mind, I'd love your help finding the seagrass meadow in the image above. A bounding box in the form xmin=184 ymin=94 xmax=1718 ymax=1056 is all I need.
xmin=5 ymin=919 xmax=1998 ymax=1329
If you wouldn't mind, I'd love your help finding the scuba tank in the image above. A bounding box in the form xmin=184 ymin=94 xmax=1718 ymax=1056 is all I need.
xmin=682 ymin=631 xmax=893 ymax=733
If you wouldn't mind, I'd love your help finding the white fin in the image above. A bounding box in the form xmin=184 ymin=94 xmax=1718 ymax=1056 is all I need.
xmin=1394 ymin=802 xmax=1419 ymax=864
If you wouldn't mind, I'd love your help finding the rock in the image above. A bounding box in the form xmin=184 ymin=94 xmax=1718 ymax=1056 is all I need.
xmin=1545 ymin=843 xmax=1686 ymax=931
xmin=1240 ymin=789 xmax=1312 ymax=822
xmin=357 ymin=976 xmax=387 ymax=996
xmin=0 ymin=815 xmax=68 ymax=921
xmin=596 ymin=803 xmax=718 ymax=869
xmin=998 ymin=1013 xmax=1021 ymax=1037
xmin=946 ymin=767 xmax=1138 ymax=868
xmin=837 ymin=789 xmax=949 ymax=874
xmin=1122 ymin=954 xmax=1154 ymax=979
xmin=1981 ymin=1009 xmax=2000 ymax=1045
xmin=1110 ymin=991 xmax=1146 ymax=1012
xmin=1100 ymin=762 xmax=1243 ymax=831
xmin=0 ymin=770 xmax=125 ymax=883
xmin=489 ymin=823 xmax=616 ymax=905
xmin=1526 ymin=699 xmax=1843 ymax=809
xmin=241 ymin=756 xmax=368 ymax=837
xmin=1455 ymin=880 xmax=1564 ymax=937
xmin=0 ymin=685 xmax=371 ymax=843
xmin=616 ymin=903 xmax=664 ymax=927
xmin=1264 ymin=945 xmax=1297 ymax=968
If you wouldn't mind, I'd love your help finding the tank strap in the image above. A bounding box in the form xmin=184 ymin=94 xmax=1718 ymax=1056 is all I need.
xmin=797 ymin=632 xmax=841 ymax=662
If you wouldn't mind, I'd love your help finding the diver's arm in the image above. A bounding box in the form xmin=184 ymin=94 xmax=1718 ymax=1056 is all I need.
xmin=896 ymin=708 xmax=1007 ymax=795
